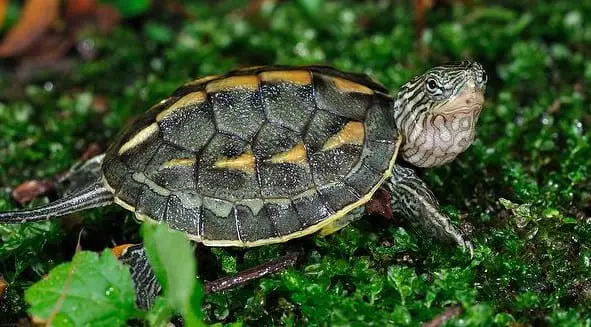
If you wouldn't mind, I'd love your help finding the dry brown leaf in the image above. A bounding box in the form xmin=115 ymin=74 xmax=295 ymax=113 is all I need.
xmin=422 ymin=305 xmax=463 ymax=327
xmin=65 ymin=0 xmax=98 ymax=19
xmin=365 ymin=188 xmax=394 ymax=220
xmin=0 ymin=275 xmax=7 ymax=297
xmin=11 ymin=179 xmax=56 ymax=204
xmin=414 ymin=0 xmax=435 ymax=39
xmin=0 ymin=0 xmax=8 ymax=28
xmin=0 ymin=0 xmax=60 ymax=57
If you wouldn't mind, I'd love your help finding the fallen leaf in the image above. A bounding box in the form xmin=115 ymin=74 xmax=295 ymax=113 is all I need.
xmin=0 ymin=275 xmax=7 ymax=297
xmin=12 ymin=179 xmax=56 ymax=204
xmin=366 ymin=188 xmax=393 ymax=220
xmin=0 ymin=0 xmax=8 ymax=28
xmin=65 ymin=0 xmax=98 ymax=19
xmin=95 ymin=4 xmax=122 ymax=33
xmin=0 ymin=0 xmax=60 ymax=57
xmin=92 ymin=95 xmax=110 ymax=114
xmin=80 ymin=143 xmax=103 ymax=161
xmin=422 ymin=305 xmax=463 ymax=327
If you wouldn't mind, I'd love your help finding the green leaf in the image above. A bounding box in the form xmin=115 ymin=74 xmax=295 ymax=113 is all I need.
xmin=145 ymin=297 xmax=174 ymax=327
xmin=99 ymin=0 xmax=151 ymax=18
xmin=25 ymin=250 xmax=139 ymax=327
xmin=387 ymin=266 xmax=417 ymax=305
xmin=142 ymin=223 xmax=205 ymax=327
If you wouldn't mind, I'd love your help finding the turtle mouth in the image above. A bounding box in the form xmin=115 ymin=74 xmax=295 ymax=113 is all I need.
xmin=431 ymin=86 xmax=485 ymax=115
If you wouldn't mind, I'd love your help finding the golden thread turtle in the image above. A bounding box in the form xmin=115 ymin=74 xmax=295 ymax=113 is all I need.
xmin=0 ymin=62 xmax=486 ymax=255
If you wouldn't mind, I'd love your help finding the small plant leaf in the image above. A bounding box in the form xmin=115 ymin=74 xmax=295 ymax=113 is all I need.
xmin=25 ymin=250 xmax=139 ymax=327
xmin=142 ymin=223 xmax=205 ymax=327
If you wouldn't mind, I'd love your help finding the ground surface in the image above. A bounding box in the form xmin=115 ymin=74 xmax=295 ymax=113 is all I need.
xmin=0 ymin=1 xmax=590 ymax=326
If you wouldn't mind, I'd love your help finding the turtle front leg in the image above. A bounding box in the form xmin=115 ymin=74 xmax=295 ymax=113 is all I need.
xmin=386 ymin=165 xmax=473 ymax=256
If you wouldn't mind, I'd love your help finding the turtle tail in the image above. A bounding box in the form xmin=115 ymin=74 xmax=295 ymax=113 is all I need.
xmin=0 ymin=181 xmax=114 ymax=223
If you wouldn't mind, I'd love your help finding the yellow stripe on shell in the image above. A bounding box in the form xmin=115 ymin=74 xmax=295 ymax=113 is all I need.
xmin=118 ymin=123 xmax=159 ymax=155
xmin=268 ymin=143 xmax=308 ymax=165
xmin=213 ymin=151 xmax=256 ymax=175
xmin=161 ymin=158 xmax=196 ymax=169
xmin=156 ymin=91 xmax=207 ymax=122
xmin=184 ymin=75 xmax=221 ymax=87
xmin=330 ymin=76 xmax=373 ymax=95
xmin=206 ymin=75 xmax=259 ymax=93
xmin=322 ymin=121 xmax=365 ymax=151
xmin=259 ymin=70 xmax=312 ymax=85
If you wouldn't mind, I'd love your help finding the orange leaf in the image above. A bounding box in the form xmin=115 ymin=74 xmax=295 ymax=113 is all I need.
xmin=65 ymin=0 xmax=97 ymax=19
xmin=0 ymin=0 xmax=8 ymax=28
xmin=0 ymin=275 xmax=7 ymax=297
xmin=0 ymin=0 xmax=60 ymax=57
xmin=11 ymin=179 xmax=56 ymax=204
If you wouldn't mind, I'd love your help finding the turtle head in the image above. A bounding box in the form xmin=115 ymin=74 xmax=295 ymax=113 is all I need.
xmin=394 ymin=60 xmax=487 ymax=167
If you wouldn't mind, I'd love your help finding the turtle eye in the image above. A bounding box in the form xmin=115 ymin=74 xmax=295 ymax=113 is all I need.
xmin=426 ymin=78 xmax=441 ymax=94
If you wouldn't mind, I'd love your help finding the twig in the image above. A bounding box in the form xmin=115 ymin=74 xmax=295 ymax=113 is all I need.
xmin=422 ymin=305 xmax=463 ymax=327
xmin=204 ymin=253 xmax=298 ymax=294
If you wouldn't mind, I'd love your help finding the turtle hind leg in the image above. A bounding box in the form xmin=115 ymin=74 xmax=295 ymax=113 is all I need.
xmin=318 ymin=207 xmax=365 ymax=236
xmin=387 ymin=164 xmax=473 ymax=256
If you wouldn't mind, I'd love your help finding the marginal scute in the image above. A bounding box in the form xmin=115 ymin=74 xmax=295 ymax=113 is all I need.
xmin=365 ymin=93 xmax=397 ymax=143
xmin=118 ymin=123 xmax=159 ymax=155
xmin=201 ymin=207 xmax=239 ymax=242
xmin=145 ymin=144 xmax=197 ymax=191
xmin=292 ymin=189 xmax=333 ymax=227
xmin=259 ymin=70 xmax=312 ymax=85
xmin=317 ymin=182 xmax=360 ymax=212
xmin=136 ymin=184 xmax=169 ymax=222
xmin=156 ymin=91 xmax=207 ymax=122
xmin=344 ymin=162 xmax=384 ymax=195
xmin=184 ymin=75 xmax=221 ymax=87
xmin=235 ymin=205 xmax=276 ymax=242
xmin=203 ymin=196 xmax=234 ymax=218
xmin=159 ymin=99 xmax=215 ymax=153
xmin=313 ymin=73 xmax=372 ymax=120
xmin=165 ymin=194 xmax=201 ymax=237
xmin=310 ymin=144 xmax=362 ymax=185
xmin=115 ymin=176 xmax=143 ymax=209
xmin=259 ymin=161 xmax=313 ymax=198
xmin=329 ymin=76 xmax=373 ymax=95
xmin=264 ymin=200 xmax=302 ymax=235
xmin=206 ymin=75 xmax=259 ymax=93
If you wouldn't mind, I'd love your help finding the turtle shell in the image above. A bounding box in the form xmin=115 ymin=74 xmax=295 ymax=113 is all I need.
xmin=102 ymin=66 xmax=401 ymax=246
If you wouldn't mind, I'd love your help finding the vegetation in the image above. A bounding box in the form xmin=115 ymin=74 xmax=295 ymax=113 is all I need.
xmin=0 ymin=0 xmax=590 ymax=325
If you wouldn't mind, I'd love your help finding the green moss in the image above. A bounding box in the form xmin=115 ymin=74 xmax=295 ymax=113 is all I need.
xmin=1 ymin=0 xmax=591 ymax=325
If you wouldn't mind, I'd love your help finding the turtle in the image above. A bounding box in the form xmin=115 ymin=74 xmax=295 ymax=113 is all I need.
xmin=0 ymin=61 xmax=486 ymax=256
